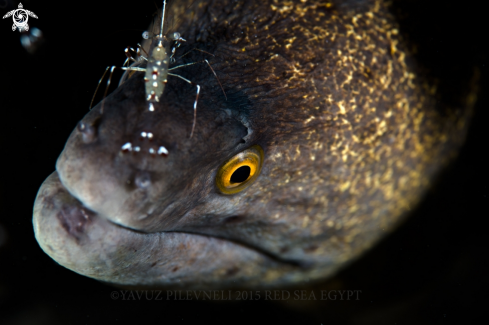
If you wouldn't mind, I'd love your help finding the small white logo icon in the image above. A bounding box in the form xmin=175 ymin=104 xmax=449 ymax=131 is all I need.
xmin=3 ymin=3 xmax=37 ymax=32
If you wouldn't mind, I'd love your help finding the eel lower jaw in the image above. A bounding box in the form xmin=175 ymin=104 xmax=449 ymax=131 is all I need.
xmin=33 ymin=172 xmax=311 ymax=288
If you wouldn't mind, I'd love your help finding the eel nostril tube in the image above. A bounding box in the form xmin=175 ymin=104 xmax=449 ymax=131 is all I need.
xmin=77 ymin=121 xmax=96 ymax=143
xmin=135 ymin=171 xmax=152 ymax=189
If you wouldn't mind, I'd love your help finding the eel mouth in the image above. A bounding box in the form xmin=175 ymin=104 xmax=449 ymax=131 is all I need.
xmin=33 ymin=172 xmax=306 ymax=288
xmin=112 ymin=223 xmax=310 ymax=268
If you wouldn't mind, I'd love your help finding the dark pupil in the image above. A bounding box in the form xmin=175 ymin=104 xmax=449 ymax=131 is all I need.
xmin=230 ymin=166 xmax=251 ymax=184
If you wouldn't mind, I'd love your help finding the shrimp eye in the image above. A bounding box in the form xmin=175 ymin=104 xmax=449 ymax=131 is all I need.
xmin=216 ymin=145 xmax=264 ymax=195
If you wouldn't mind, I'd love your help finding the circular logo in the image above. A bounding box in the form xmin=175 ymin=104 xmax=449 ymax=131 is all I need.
xmin=13 ymin=9 xmax=27 ymax=28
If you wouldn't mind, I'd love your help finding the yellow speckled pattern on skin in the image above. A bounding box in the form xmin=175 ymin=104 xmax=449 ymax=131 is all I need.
xmin=32 ymin=0 xmax=475 ymax=288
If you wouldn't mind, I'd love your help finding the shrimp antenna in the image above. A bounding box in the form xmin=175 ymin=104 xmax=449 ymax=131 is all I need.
xmin=160 ymin=0 xmax=167 ymax=37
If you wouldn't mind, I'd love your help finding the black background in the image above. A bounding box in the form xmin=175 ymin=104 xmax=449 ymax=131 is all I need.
xmin=0 ymin=0 xmax=487 ymax=324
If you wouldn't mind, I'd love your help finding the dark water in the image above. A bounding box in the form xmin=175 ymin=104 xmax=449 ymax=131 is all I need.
xmin=0 ymin=0 xmax=487 ymax=324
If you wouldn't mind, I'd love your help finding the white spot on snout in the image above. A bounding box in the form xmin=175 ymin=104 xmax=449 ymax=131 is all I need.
xmin=121 ymin=142 xmax=132 ymax=151
xmin=158 ymin=146 xmax=168 ymax=155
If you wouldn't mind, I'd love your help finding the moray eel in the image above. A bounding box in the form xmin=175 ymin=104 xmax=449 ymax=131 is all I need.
xmin=33 ymin=0 xmax=473 ymax=288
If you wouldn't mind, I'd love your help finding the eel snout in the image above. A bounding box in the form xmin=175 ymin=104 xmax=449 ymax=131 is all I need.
xmin=33 ymin=172 xmax=304 ymax=288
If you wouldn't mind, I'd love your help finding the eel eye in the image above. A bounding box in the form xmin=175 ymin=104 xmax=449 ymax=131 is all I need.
xmin=216 ymin=145 xmax=264 ymax=195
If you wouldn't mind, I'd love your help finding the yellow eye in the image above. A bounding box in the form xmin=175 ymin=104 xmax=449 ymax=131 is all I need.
xmin=216 ymin=145 xmax=264 ymax=195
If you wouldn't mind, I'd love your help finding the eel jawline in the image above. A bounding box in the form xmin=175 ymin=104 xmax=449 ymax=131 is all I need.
xmin=33 ymin=172 xmax=308 ymax=288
